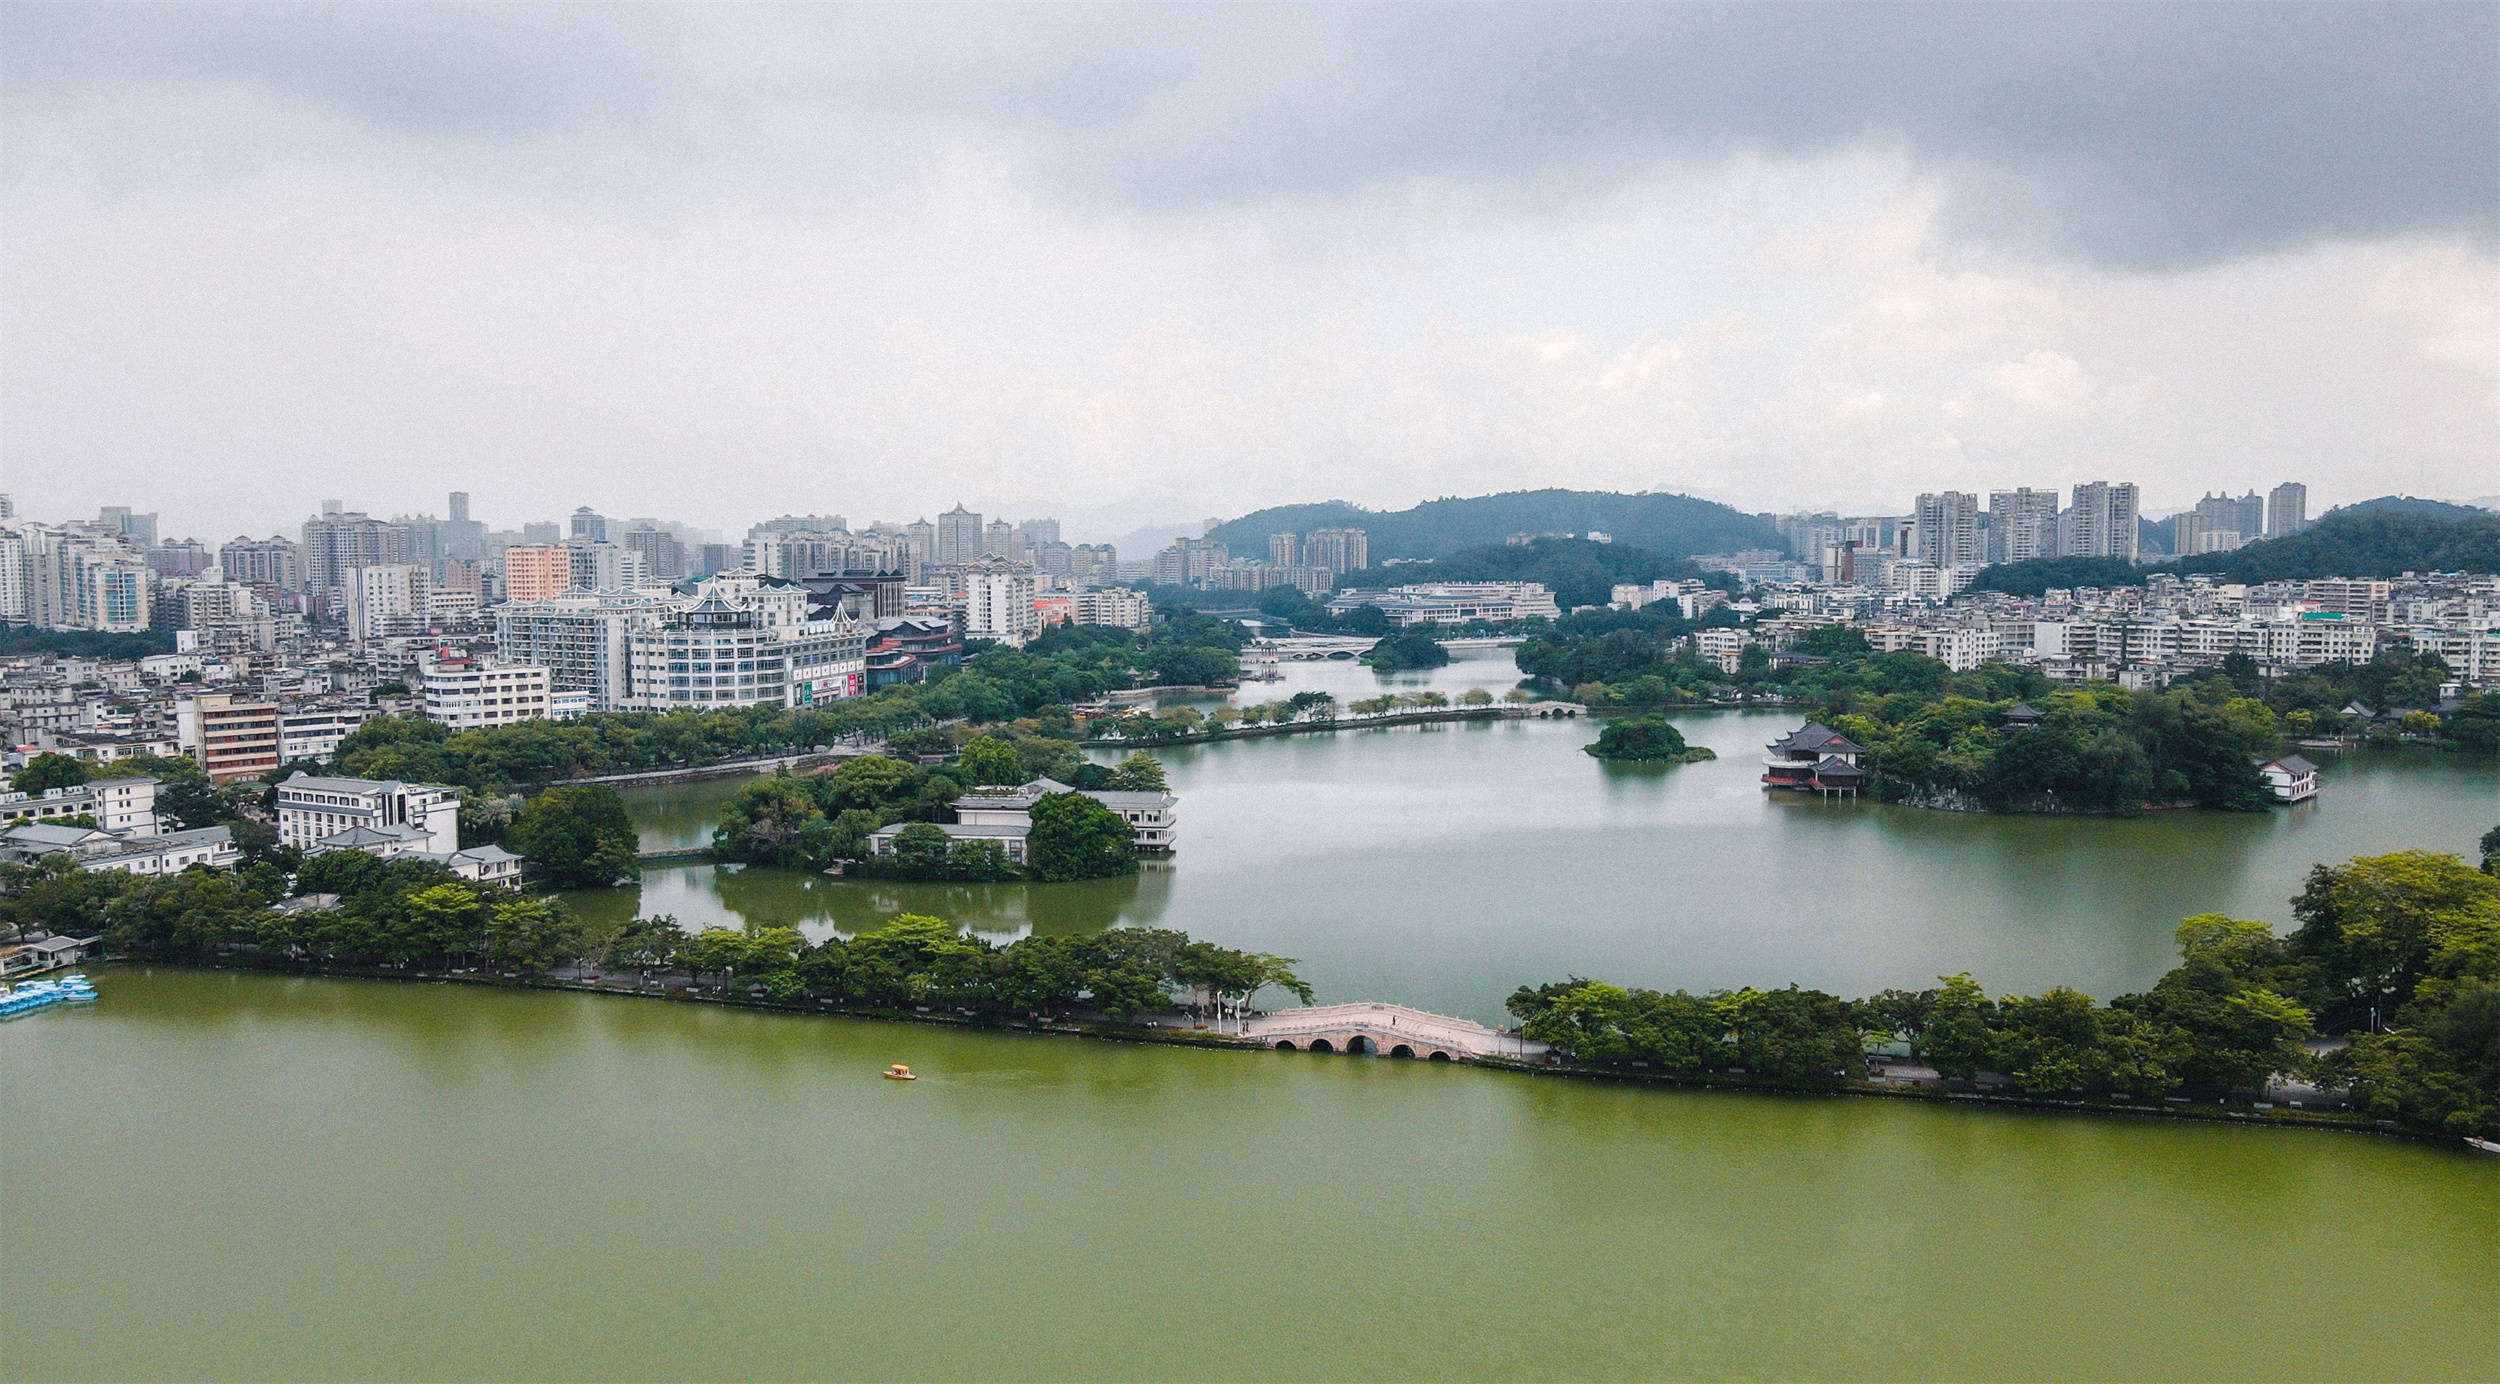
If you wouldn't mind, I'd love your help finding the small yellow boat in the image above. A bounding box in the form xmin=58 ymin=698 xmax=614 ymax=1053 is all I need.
xmin=882 ymin=1064 xmax=916 ymax=1081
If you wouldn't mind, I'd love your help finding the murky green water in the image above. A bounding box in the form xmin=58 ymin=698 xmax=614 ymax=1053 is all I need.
xmin=4 ymin=967 xmax=2492 ymax=1382
xmin=583 ymin=651 xmax=2499 ymax=1020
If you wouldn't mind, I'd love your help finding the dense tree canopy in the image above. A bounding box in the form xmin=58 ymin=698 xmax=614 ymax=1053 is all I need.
xmin=11 ymin=753 xmax=92 ymax=794
xmin=508 ymin=786 xmax=640 ymax=887
xmin=1027 ymin=792 xmax=1139 ymax=883
xmin=1583 ymin=715 xmax=1715 ymax=764
xmin=1504 ymin=847 xmax=2497 ymax=1133
xmin=1360 ymin=631 xmax=1451 ymax=672
xmin=1341 ymin=537 xmax=1698 ymax=610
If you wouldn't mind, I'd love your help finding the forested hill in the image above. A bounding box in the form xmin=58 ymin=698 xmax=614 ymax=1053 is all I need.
xmin=2323 ymin=495 xmax=2493 ymax=522
xmin=2166 ymin=509 xmax=2500 ymax=582
xmin=1969 ymin=508 xmax=2500 ymax=596
xmin=1340 ymin=537 xmax=1713 ymax=609
xmin=1203 ymin=489 xmax=1778 ymax=562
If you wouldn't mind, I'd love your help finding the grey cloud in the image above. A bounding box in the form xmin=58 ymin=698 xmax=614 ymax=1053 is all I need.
xmin=4 ymin=1 xmax=2494 ymax=269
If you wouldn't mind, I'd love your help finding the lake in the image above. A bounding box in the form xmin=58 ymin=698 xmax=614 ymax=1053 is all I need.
xmin=577 ymin=651 xmax=2498 ymax=1020
xmin=4 ymin=966 xmax=2492 ymax=1382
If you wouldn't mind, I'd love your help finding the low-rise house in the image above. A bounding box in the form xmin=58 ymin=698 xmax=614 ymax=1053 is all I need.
xmin=1 ymin=934 xmax=104 ymax=977
xmin=0 ymin=820 xmax=240 ymax=875
xmin=865 ymin=777 xmax=1180 ymax=861
xmin=2254 ymin=755 xmax=2321 ymax=803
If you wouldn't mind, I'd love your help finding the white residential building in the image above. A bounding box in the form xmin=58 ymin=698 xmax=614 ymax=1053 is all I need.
xmin=493 ymin=590 xmax=673 ymax=711
xmin=10 ymin=524 xmax=152 ymax=632
xmin=0 ymin=775 xmax=159 ymax=834
xmin=346 ymin=564 xmax=426 ymax=641
xmin=423 ymin=662 xmax=553 ymax=729
xmin=275 ymin=773 xmax=461 ymax=856
xmin=620 ymin=576 xmax=869 ymax=711
xmin=2061 ymin=481 xmax=2141 ymax=561
xmin=0 ymin=821 xmax=239 ymax=876
xmin=1913 ymin=491 xmax=1982 ymax=567
xmin=276 ymin=706 xmax=371 ymax=764
xmin=1070 ymin=587 xmax=1153 ymax=630
xmin=963 ymin=562 xmax=1040 ymax=646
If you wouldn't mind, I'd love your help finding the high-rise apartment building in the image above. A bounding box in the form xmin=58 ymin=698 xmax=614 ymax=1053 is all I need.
xmin=1269 ymin=533 xmax=1302 ymax=567
xmin=503 ymin=545 xmax=574 ymax=603
xmin=935 ymin=505 xmax=984 ymax=566
xmin=99 ymin=507 xmax=159 ymax=550
xmin=346 ymin=564 xmax=426 ymax=641
xmin=982 ymin=518 xmax=1020 ymax=561
xmin=963 ymin=561 xmax=1040 ymax=646
xmin=1070 ymin=543 xmax=1118 ymax=586
xmin=1017 ymin=517 xmax=1061 ymax=547
xmin=1302 ymin=528 xmax=1370 ymax=575
xmin=1912 ymin=491 xmax=1981 ymax=567
xmin=569 ymin=508 xmax=609 ymax=544
xmin=751 ymin=514 xmax=848 ymax=537
xmin=622 ymin=526 xmax=686 ymax=581
xmin=2171 ymin=512 xmax=2239 ymax=556
xmin=1151 ymin=537 xmax=1230 ymax=586
xmin=301 ymin=512 xmax=411 ymax=602
xmin=493 ymin=591 xmax=671 ymax=710
xmin=2187 ymin=491 xmax=2266 ymax=548
xmin=219 ymin=535 xmax=303 ymax=591
xmin=17 ymin=525 xmax=152 ymax=631
xmin=567 ymin=541 xmax=646 ymax=593
xmin=2266 ymin=483 xmax=2308 ymax=539
xmin=2060 ymin=481 xmax=2141 ymax=561
xmin=1986 ymin=489 xmax=2061 ymax=564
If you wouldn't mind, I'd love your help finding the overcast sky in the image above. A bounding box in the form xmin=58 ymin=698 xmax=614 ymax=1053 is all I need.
xmin=4 ymin=1 xmax=2494 ymax=542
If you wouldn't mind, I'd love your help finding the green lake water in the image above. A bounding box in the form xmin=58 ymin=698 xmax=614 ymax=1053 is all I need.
xmin=580 ymin=651 xmax=2499 ymax=1021
xmin=4 ymin=966 xmax=2493 ymax=1382
xmin=9 ymin=650 xmax=2492 ymax=1381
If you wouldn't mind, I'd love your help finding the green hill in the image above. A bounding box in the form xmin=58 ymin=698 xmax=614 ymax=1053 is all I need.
xmin=2324 ymin=495 xmax=2493 ymax=522
xmin=1204 ymin=489 xmax=1778 ymax=563
xmin=1342 ymin=537 xmax=1697 ymax=609
xmin=2169 ymin=509 xmax=2500 ymax=582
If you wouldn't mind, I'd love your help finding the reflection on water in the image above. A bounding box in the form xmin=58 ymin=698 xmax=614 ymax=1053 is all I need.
xmin=588 ymin=649 xmax=2498 ymax=1020
xmin=561 ymin=859 xmax=1172 ymax=943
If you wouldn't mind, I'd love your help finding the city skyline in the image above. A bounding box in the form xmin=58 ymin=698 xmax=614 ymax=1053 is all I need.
xmin=4 ymin=4 xmax=2493 ymax=536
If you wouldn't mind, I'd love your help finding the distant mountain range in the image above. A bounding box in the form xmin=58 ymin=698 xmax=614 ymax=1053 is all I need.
xmin=1202 ymin=489 xmax=1778 ymax=563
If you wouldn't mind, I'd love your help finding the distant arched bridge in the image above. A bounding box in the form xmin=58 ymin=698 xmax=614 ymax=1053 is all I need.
xmin=1242 ymin=1004 xmax=1546 ymax=1062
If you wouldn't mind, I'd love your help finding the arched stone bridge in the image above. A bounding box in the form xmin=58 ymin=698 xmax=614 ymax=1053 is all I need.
xmin=1241 ymin=1003 xmax=1547 ymax=1063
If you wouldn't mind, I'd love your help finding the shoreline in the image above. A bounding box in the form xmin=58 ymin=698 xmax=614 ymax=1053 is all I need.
xmin=1079 ymin=704 xmax=1574 ymax=747
xmin=514 ymin=752 xmax=851 ymax=793
xmin=125 ymin=955 xmax=2444 ymax=1147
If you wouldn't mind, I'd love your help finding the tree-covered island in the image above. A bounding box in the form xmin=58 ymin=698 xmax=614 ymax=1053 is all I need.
xmin=1583 ymin=715 xmax=1716 ymax=764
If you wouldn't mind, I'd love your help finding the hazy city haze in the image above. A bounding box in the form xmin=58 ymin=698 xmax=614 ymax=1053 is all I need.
xmin=4 ymin=1 xmax=2494 ymax=536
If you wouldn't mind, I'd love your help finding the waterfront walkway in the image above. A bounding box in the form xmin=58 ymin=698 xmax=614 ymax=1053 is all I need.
xmin=519 ymin=748 xmax=869 ymax=791
xmin=1242 ymin=1003 xmax=1547 ymax=1061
